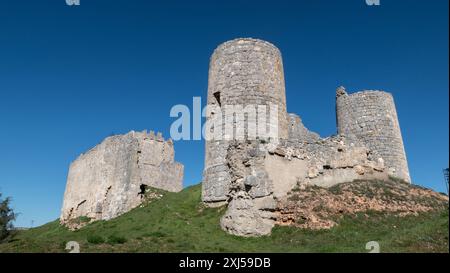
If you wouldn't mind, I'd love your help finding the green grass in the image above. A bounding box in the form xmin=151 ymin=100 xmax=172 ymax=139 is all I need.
xmin=0 ymin=184 xmax=448 ymax=253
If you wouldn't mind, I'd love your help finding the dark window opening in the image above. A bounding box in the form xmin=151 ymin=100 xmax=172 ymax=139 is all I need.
xmin=213 ymin=91 xmax=221 ymax=106
xmin=138 ymin=184 xmax=148 ymax=197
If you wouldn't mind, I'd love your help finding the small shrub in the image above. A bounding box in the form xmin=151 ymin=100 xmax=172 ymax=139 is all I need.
xmin=60 ymin=241 xmax=68 ymax=249
xmin=79 ymin=216 xmax=91 ymax=222
xmin=87 ymin=235 xmax=105 ymax=244
xmin=69 ymin=216 xmax=91 ymax=225
xmin=388 ymin=175 xmax=409 ymax=185
xmin=107 ymin=235 xmax=127 ymax=244
xmin=145 ymin=231 xmax=166 ymax=238
xmin=328 ymin=186 xmax=342 ymax=195
xmin=288 ymin=194 xmax=300 ymax=202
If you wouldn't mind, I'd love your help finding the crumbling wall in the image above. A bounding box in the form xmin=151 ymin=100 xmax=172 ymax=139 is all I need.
xmin=288 ymin=113 xmax=320 ymax=143
xmin=273 ymin=135 xmax=387 ymax=189
xmin=219 ymin=135 xmax=388 ymax=237
xmin=336 ymin=87 xmax=410 ymax=182
xmin=60 ymin=131 xmax=183 ymax=228
xmin=220 ymin=141 xmax=277 ymax=236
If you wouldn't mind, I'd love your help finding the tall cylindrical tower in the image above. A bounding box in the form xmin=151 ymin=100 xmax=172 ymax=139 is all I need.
xmin=336 ymin=87 xmax=411 ymax=182
xmin=202 ymin=38 xmax=289 ymax=204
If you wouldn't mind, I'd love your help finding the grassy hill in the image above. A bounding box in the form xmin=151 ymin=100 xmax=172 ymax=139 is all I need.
xmin=0 ymin=183 xmax=448 ymax=253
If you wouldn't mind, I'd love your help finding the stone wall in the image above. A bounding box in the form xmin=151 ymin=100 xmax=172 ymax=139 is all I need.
xmin=336 ymin=87 xmax=410 ymax=182
xmin=202 ymin=38 xmax=289 ymax=204
xmin=60 ymin=131 xmax=183 ymax=227
xmin=219 ymin=136 xmax=388 ymax=237
xmin=276 ymin=135 xmax=387 ymax=189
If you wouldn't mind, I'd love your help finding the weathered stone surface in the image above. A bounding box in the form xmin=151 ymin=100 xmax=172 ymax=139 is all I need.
xmin=280 ymin=135 xmax=388 ymax=187
xmin=220 ymin=191 xmax=275 ymax=237
xmin=60 ymin=131 xmax=183 ymax=228
xmin=264 ymin=155 xmax=307 ymax=198
xmin=253 ymin=195 xmax=277 ymax=211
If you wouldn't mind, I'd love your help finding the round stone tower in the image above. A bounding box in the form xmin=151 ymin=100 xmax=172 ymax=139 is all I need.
xmin=202 ymin=38 xmax=289 ymax=204
xmin=336 ymin=87 xmax=411 ymax=182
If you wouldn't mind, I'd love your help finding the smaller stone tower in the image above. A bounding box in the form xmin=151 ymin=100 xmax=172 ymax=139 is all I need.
xmin=336 ymin=87 xmax=410 ymax=182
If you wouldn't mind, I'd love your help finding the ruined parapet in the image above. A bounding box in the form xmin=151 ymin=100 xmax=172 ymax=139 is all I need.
xmin=60 ymin=131 xmax=184 ymax=228
xmin=288 ymin=113 xmax=321 ymax=143
xmin=202 ymin=38 xmax=289 ymax=205
xmin=336 ymin=88 xmax=410 ymax=182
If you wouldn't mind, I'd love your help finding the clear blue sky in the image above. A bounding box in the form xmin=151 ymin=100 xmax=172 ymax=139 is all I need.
xmin=0 ymin=0 xmax=448 ymax=227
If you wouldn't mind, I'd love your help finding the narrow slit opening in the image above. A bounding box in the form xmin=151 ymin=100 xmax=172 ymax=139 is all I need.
xmin=213 ymin=91 xmax=221 ymax=106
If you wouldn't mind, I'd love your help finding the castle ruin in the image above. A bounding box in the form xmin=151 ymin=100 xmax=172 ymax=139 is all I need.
xmin=201 ymin=38 xmax=410 ymax=236
xmin=59 ymin=38 xmax=411 ymax=237
xmin=60 ymin=130 xmax=183 ymax=227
